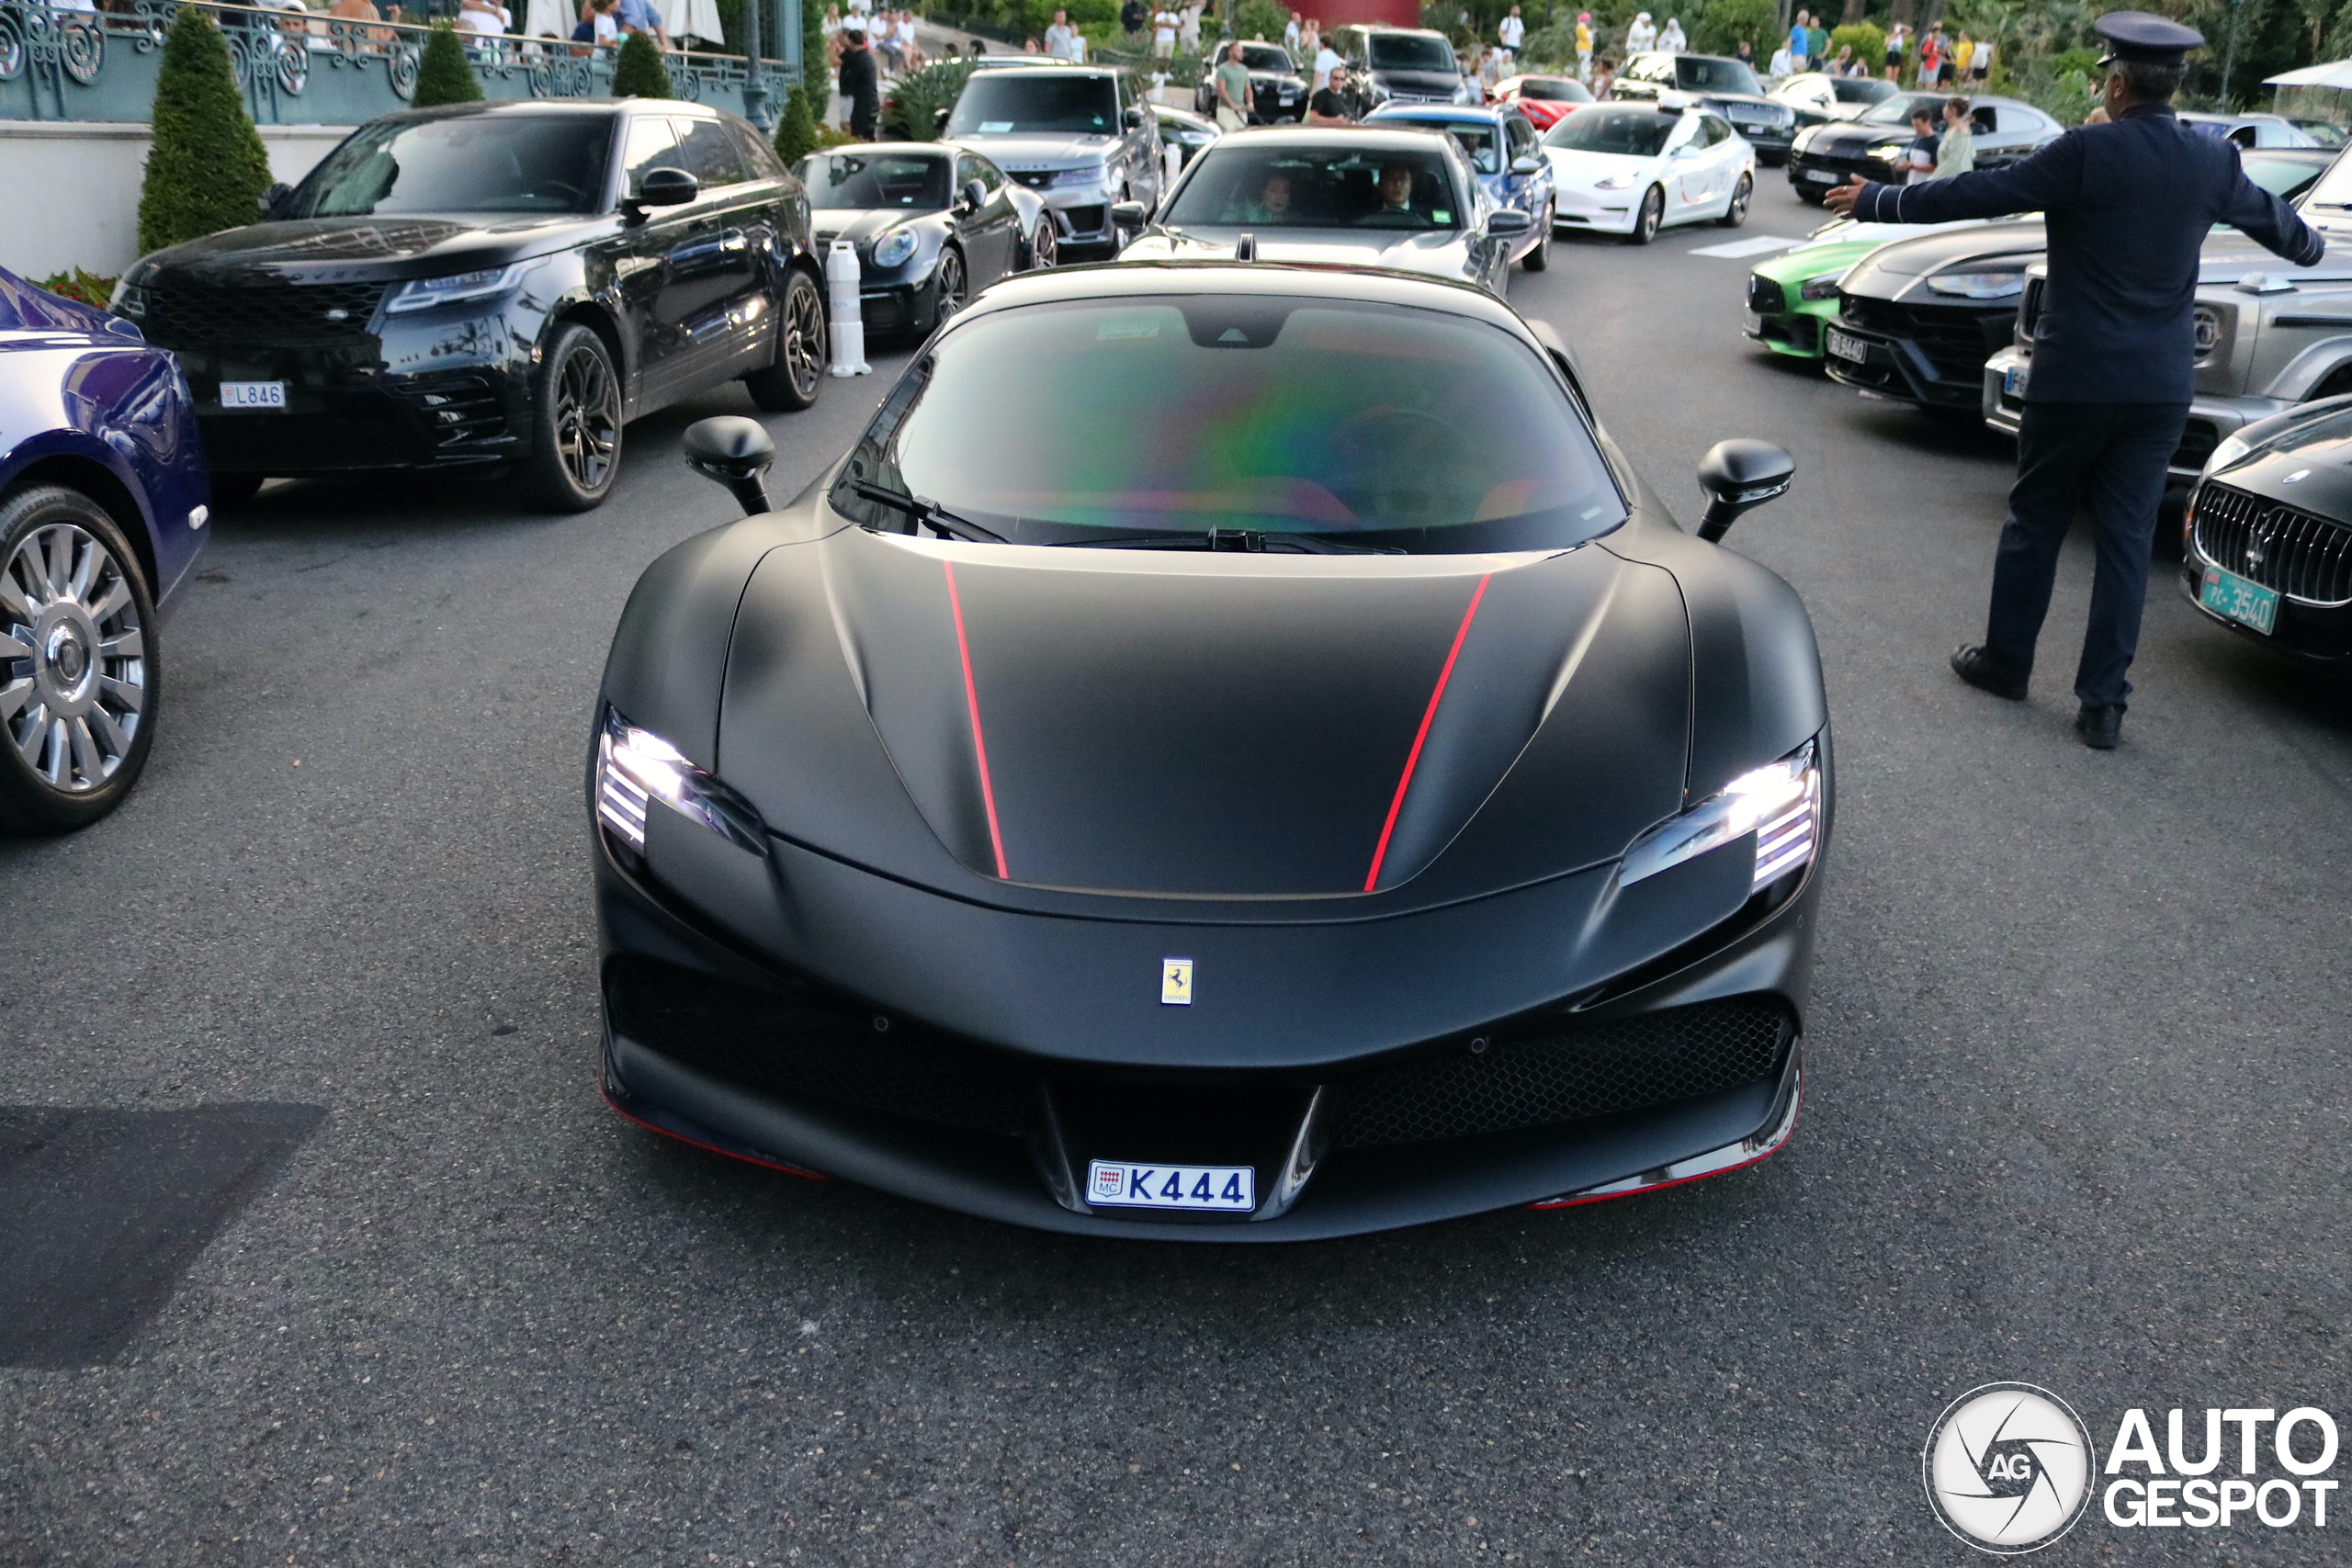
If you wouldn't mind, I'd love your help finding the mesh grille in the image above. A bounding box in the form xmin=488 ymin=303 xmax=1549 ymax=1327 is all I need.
xmin=2194 ymin=482 xmax=2352 ymax=605
xmin=1335 ymin=997 xmax=1792 ymax=1149
xmin=1747 ymin=274 xmax=1788 ymax=316
xmin=606 ymin=958 xmax=1033 ymax=1136
xmin=144 ymin=281 xmax=387 ymax=347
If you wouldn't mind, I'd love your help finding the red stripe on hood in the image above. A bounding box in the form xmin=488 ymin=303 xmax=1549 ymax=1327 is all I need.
xmin=1363 ymin=572 xmax=1491 ymax=892
xmin=944 ymin=561 xmax=1010 ymax=879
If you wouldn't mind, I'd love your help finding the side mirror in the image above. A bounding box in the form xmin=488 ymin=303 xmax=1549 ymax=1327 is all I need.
xmin=1485 ymin=208 xmax=1533 ymax=237
xmin=934 ymin=107 xmax=952 ymax=130
xmin=260 ymin=181 xmax=291 ymax=215
xmin=683 ymin=416 xmax=776 ymax=515
xmin=1124 ymin=106 xmax=1144 ymax=130
xmin=961 ymin=178 xmax=988 ymax=211
xmin=1695 ymin=439 xmax=1794 ymax=542
xmin=1509 ymin=155 xmax=1544 ymax=176
xmin=630 ymin=166 xmax=700 ymax=211
xmin=1111 ymin=199 xmax=1148 ymax=230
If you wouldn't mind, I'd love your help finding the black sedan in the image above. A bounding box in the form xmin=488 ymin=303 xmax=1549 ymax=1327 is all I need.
xmin=800 ymin=144 xmax=1057 ymax=340
xmin=1193 ymin=40 xmax=1309 ymax=123
xmin=112 ymin=99 xmax=829 ymax=513
xmin=589 ymin=262 xmax=1830 ymax=1239
xmin=2182 ymin=396 xmax=2352 ymax=666
xmin=1787 ymin=93 xmax=2063 ymax=201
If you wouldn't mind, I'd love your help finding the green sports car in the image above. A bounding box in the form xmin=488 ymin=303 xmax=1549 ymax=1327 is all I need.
xmin=1743 ymin=219 xmax=1977 ymax=361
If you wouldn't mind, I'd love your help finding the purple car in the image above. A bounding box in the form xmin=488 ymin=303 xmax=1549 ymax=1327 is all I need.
xmin=1 ymin=266 xmax=209 ymax=834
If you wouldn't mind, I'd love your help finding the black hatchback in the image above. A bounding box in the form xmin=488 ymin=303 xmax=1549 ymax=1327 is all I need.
xmin=112 ymin=99 xmax=829 ymax=513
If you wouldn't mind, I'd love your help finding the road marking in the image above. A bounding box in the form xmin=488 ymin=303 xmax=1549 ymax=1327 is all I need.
xmin=1687 ymin=235 xmax=1806 ymax=258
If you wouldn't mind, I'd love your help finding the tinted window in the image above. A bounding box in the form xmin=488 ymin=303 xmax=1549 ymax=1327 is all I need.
xmin=1675 ymin=56 xmax=1763 ymax=96
xmin=621 ymin=116 xmax=683 ymax=196
xmin=1518 ymin=78 xmax=1589 ymax=101
xmin=1238 ymin=44 xmax=1292 ymax=72
xmin=1384 ymin=117 xmax=1499 ymax=174
xmin=288 ymin=114 xmax=613 ymax=217
xmin=1506 ymin=116 xmax=1536 ymax=155
xmin=1368 ymin=34 xmax=1458 ymax=73
xmin=671 ymin=118 xmax=750 ymax=186
xmin=1544 ymin=107 xmax=1673 ymax=157
xmin=833 ymin=297 xmax=1623 ymax=550
xmin=947 ymin=73 xmax=1121 ymax=135
xmin=1701 ymin=114 xmax=1731 ymax=146
xmin=1859 ymin=94 xmax=1944 ymax=126
xmin=799 ymin=151 xmax=952 ymax=209
xmin=1832 ymin=77 xmax=1894 ymax=103
xmin=729 ymin=118 xmax=786 ymax=179
xmin=1165 ymin=143 xmax=1463 ymax=230
xmin=2244 ymin=152 xmax=2324 ymax=199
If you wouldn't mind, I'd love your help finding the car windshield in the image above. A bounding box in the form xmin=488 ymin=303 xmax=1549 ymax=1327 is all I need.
xmin=1675 ymin=57 xmax=1763 ymax=96
xmin=1834 ymin=77 xmax=1895 ymax=103
xmin=2296 ymin=151 xmax=2352 ymax=207
xmin=1544 ymin=107 xmax=1674 ymax=157
xmin=1369 ymin=34 xmax=1458 ymax=73
xmin=831 ymin=297 xmax=1623 ymax=551
xmin=1384 ymin=118 xmax=1500 ymax=174
xmin=1238 ymin=44 xmax=1292 ymax=71
xmin=1518 ymin=78 xmax=1590 ymax=101
xmin=287 ymin=115 xmax=612 ymax=217
xmin=800 ymin=151 xmax=951 ymax=209
xmin=946 ymin=73 xmax=1120 ymax=136
xmin=2291 ymin=118 xmax=2348 ymax=147
xmin=1165 ymin=143 xmax=1463 ymax=230
xmin=2245 ymin=152 xmax=2327 ymax=200
xmin=1858 ymin=94 xmax=1946 ymax=126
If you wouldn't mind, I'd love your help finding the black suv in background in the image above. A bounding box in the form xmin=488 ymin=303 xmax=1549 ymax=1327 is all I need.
xmin=112 ymin=99 xmax=828 ymax=513
xmin=1327 ymin=25 xmax=1476 ymax=113
xmin=1609 ymin=52 xmax=1796 ymax=164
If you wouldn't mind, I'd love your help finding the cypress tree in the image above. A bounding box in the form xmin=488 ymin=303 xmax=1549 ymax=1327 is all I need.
xmin=611 ymin=30 xmax=676 ymax=98
xmin=411 ymin=22 xmax=484 ymax=108
xmin=136 ymin=6 xmax=273 ymax=255
xmin=773 ymin=84 xmax=820 ymax=164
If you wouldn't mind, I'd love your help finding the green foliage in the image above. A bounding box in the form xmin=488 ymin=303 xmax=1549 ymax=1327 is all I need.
xmin=1693 ymin=0 xmax=1778 ymax=61
xmin=774 ymin=79 xmax=820 ymax=163
xmin=2050 ymin=46 xmax=2100 ymax=78
xmin=1061 ymin=0 xmax=1119 ymax=25
xmin=1516 ymin=20 xmax=1581 ymax=69
xmin=713 ymin=0 xmax=746 ymax=50
xmin=412 ymin=22 xmax=484 ymax=108
xmin=37 ymin=268 xmax=118 ymax=309
xmin=1828 ymin=22 xmax=1885 ymax=68
xmin=881 ymin=58 xmax=978 ymax=140
xmin=136 ymin=7 xmax=273 ymax=255
xmin=1231 ymin=0 xmax=1289 ymax=42
xmin=612 ymin=29 xmax=677 ymax=97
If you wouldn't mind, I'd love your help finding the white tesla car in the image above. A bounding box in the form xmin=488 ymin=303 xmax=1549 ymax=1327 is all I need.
xmin=1544 ymin=98 xmax=1755 ymax=244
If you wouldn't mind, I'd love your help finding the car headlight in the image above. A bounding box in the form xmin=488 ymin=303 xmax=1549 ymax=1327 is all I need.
xmin=1798 ymin=271 xmax=1843 ymax=301
xmin=1924 ymin=267 xmax=2027 ymax=299
xmin=1058 ymin=164 xmax=1110 ymax=188
xmin=1619 ymin=739 xmax=1821 ymax=894
xmin=2192 ymin=303 xmax=2226 ymax=360
xmin=112 ymin=281 xmax=150 ymax=319
xmin=1594 ymin=171 xmax=1640 ymax=190
xmin=594 ymin=708 xmax=768 ymax=856
xmin=872 ymin=228 xmax=918 ymax=268
xmin=385 ymin=264 xmax=527 ymax=314
xmin=1866 ymin=141 xmax=1908 ymax=164
xmin=2202 ymin=434 xmax=2251 ymax=477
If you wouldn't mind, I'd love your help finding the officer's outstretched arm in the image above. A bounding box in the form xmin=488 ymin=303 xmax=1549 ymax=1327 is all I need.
xmin=1849 ymin=133 xmax=2081 ymax=226
xmin=2218 ymin=155 xmax=2326 ymax=267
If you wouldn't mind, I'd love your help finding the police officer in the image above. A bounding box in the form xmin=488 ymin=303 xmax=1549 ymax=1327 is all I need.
xmin=1825 ymin=13 xmax=2324 ymax=749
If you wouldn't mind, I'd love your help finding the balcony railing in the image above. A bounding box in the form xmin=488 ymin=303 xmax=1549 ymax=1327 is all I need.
xmin=0 ymin=0 xmax=800 ymax=126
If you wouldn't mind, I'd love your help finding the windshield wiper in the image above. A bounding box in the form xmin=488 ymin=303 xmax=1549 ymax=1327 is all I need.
xmin=846 ymin=481 xmax=1004 ymax=543
xmin=1049 ymin=526 xmax=1399 ymax=555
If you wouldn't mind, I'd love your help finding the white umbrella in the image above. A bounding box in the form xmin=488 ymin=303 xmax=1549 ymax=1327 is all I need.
xmin=673 ymin=0 xmax=728 ymax=49
xmin=523 ymin=0 xmax=572 ymax=39
xmin=2264 ymin=60 xmax=2352 ymax=88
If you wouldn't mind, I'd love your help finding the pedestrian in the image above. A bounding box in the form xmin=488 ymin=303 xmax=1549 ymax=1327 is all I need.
xmin=1935 ymin=26 xmax=1955 ymax=86
xmin=1806 ymin=13 xmax=1827 ymax=69
xmin=1312 ymin=29 xmax=1340 ymax=94
xmin=1625 ymin=11 xmax=1655 ymax=54
xmin=1181 ymin=1 xmax=1203 ymax=54
xmin=839 ymin=26 xmax=880 ymax=141
xmin=1214 ymin=39 xmax=1252 ymax=130
xmin=1575 ymin=11 xmax=1593 ymax=82
xmin=1972 ymin=37 xmax=1994 ymax=86
xmin=1900 ymin=104 xmax=1937 ymax=181
xmin=1044 ymin=6 xmax=1075 ymax=59
xmin=1306 ymin=73 xmax=1351 ymax=123
xmin=1935 ymin=95 xmax=1975 ymax=178
xmin=1658 ymin=16 xmax=1684 ymax=52
xmin=1823 ymin=13 xmax=2325 ymax=749
xmin=613 ymin=0 xmax=664 ymax=50
xmin=1283 ymin=10 xmax=1300 ymax=52
xmin=1883 ymin=22 xmax=1906 ymax=82
xmin=1735 ymin=38 xmax=1756 ymax=72
xmin=1498 ymin=4 xmax=1524 ymax=61
xmin=1767 ymin=38 xmax=1792 ymax=81
xmin=1915 ymin=26 xmax=1939 ymax=90
xmin=1152 ymin=3 xmax=1177 ymax=62
xmin=1786 ymin=10 xmax=1807 ymax=71
xmin=1592 ymin=52 xmax=1615 ymax=96
xmin=1953 ymin=32 xmax=1973 ymax=85
xmin=1828 ymin=43 xmax=1853 ymax=77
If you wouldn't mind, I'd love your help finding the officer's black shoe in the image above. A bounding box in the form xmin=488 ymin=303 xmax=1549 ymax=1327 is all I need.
xmin=2075 ymin=705 xmax=2123 ymax=750
xmin=1950 ymin=644 xmax=2028 ymax=701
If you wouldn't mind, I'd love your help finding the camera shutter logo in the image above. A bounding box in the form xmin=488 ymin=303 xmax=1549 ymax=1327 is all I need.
xmin=1923 ymin=1383 xmax=2097 ymax=1554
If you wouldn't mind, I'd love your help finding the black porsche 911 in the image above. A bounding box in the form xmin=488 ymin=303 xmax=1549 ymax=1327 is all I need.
xmin=590 ymin=262 xmax=1830 ymax=1239
xmin=798 ymin=143 xmax=1060 ymax=340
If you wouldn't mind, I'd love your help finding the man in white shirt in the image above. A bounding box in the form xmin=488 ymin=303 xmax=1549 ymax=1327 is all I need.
xmin=1152 ymin=6 xmax=1178 ymax=61
xmin=1044 ymin=8 xmax=1076 ymax=59
xmin=1283 ymin=11 xmax=1299 ymax=51
xmin=1313 ymin=39 xmax=1341 ymax=93
xmin=1498 ymin=6 xmax=1524 ymax=56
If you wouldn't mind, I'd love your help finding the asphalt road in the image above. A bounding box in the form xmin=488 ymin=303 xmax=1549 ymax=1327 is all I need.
xmin=6 ymin=189 xmax=2350 ymax=1566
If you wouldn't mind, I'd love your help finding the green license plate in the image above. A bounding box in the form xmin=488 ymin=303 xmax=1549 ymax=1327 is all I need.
xmin=2199 ymin=563 xmax=2279 ymax=635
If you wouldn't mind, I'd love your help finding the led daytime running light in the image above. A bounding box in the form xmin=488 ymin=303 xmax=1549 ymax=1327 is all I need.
xmin=1619 ymin=739 xmax=1820 ymax=894
xmin=594 ymin=709 xmax=767 ymax=855
xmin=386 ymin=265 xmax=526 ymax=314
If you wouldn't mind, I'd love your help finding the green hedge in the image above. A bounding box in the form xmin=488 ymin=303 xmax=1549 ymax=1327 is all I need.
xmin=137 ymin=7 xmax=273 ymax=255
xmin=612 ymin=30 xmax=677 ymax=97
xmin=412 ymin=23 xmax=484 ymax=108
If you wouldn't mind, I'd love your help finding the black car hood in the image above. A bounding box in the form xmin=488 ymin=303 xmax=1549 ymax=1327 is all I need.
xmin=2213 ymin=405 xmax=2352 ymax=513
xmin=813 ymin=209 xmax=935 ymax=249
xmin=140 ymin=213 xmax=613 ymax=284
xmin=718 ymin=525 xmax=1693 ymax=904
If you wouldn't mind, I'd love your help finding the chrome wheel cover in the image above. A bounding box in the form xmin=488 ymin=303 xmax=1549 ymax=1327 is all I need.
xmin=784 ymin=277 xmax=825 ymax=397
xmin=552 ymin=340 xmax=620 ymax=492
xmin=1 ymin=522 xmax=145 ymax=795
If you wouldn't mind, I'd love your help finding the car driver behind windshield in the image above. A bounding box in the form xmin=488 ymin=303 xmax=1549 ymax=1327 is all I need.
xmin=1358 ymin=160 xmax=1425 ymax=226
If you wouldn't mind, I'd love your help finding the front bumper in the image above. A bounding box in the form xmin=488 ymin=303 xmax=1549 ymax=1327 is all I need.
xmin=1983 ymin=347 xmax=2266 ymax=481
xmin=1824 ymin=295 xmax=2014 ymax=409
xmin=1552 ymin=186 xmax=1641 ymax=234
xmin=593 ymin=804 xmax=1824 ymax=1240
xmin=2177 ymin=489 xmax=2352 ymax=664
xmin=1745 ymin=274 xmax=1831 ymax=359
xmin=1788 ymin=150 xmax=1892 ymax=192
xmin=175 ymin=341 xmax=526 ymax=477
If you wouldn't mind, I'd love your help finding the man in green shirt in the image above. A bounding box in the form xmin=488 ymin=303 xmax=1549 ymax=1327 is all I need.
xmin=1935 ymin=96 xmax=1976 ymax=178
xmin=1215 ymin=41 xmax=1254 ymax=131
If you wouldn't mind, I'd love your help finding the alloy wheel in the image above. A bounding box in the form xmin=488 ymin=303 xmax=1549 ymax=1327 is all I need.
xmin=1029 ymin=220 xmax=1058 ymax=271
xmin=552 ymin=341 xmax=620 ymax=493
xmin=1 ymin=522 xmax=145 ymax=795
xmin=1634 ymin=186 xmax=1663 ymax=245
xmin=936 ymin=248 xmax=967 ymax=321
xmin=783 ymin=274 xmax=825 ymax=399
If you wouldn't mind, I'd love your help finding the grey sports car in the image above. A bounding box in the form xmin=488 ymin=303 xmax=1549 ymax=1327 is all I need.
xmin=1112 ymin=128 xmax=1532 ymax=296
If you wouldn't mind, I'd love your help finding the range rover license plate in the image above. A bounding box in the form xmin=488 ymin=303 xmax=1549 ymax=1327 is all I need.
xmin=220 ymin=380 xmax=287 ymax=410
xmin=2199 ymin=564 xmax=2279 ymax=635
xmin=1088 ymin=1160 xmax=1255 ymax=1213
xmin=1825 ymin=327 xmax=1869 ymax=363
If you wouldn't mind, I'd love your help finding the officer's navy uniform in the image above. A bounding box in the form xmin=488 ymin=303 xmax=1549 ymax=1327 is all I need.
xmin=1844 ymin=57 xmax=2324 ymax=716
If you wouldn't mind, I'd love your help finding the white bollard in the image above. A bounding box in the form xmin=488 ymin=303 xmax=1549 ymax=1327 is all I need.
xmin=826 ymin=238 xmax=870 ymax=378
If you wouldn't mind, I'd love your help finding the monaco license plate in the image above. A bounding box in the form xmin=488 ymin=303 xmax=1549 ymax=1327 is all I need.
xmin=1803 ymin=167 xmax=1838 ymax=183
xmin=2004 ymin=364 xmax=2029 ymax=398
xmin=2199 ymin=563 xmax=2279 ymax=635
xmin=1088 ymin=1160 xmax=1255 ymax=1213
xmin=1825 ymin=327 xmax=1869 ymax=363
xmin=220 ymin=379 xmax=287 ymax=410
xmin=1744 ymin=310 xmax=1764 ymax=334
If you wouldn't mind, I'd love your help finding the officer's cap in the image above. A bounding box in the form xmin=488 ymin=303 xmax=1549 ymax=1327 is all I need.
xmin=2093 ymin=11 xmax=2204 ymax=69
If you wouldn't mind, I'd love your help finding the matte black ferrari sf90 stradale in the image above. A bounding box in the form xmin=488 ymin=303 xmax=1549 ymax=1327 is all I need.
xmin=590 ymin=263 xmax=1830 ymax=1239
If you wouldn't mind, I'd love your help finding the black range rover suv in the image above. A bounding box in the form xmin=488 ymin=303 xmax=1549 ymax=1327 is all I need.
xmin=113 ymin=98 xmax=829 ymax=512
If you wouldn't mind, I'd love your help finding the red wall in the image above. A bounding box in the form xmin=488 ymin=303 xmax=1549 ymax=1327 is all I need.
xmin=1288 ymin=0 xmax=1424 ymax=29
